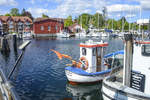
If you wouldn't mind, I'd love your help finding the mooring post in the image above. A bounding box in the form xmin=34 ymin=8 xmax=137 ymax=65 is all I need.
xmin=8 ymin=40 xmax=31 ymax=79
xmin=123 ymin=34 xmax=133 ymax=86
xmin=0 ymin=36 xmax=10 ymax=54
xmin=12 ymin=33 xmax=17 ymax=52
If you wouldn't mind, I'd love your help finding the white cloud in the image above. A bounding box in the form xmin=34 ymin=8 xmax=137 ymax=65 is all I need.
xmin=106 ymin=4 xmax=140 ymax=13
xmin=30 ymin=0 xmax=35 ymax=4
xmin=125 ymin=14 xmax=136 ymax=18
xmin=96 ymin=10 xmax=102 ymax=14
xmin=140 ymin=0 xmax=150 ymax=10
xmin=0 ymin=0 xmax=17 ymax=6
xmin=27 ymin=8 xmax=49 ymax=17
xmin=0 ymin=9 xmax=9 ymax=15
xmin=128 ymin=0 xmax=150 ymax=10
xmin=28 ymin=0 xmax=106 ymax=18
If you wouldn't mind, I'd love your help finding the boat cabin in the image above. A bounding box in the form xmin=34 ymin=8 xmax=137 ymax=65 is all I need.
xmin=79 ymin=40 xmax=108 ymax=73
xmin=131 ymin=41 xmax=150 ymax=95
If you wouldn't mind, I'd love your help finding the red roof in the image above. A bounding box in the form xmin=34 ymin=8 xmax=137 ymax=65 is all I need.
xmin=68 ymin=23 xmax=81 ymax=30
xmin=0 ymin=16 xmax=32 ymax=23
xmin=34 ymin=17 xmax=64 ymax=23
xmin=12 ymin=16 xmax=32 ymax=23
xmin=0 ymin=16 xmax=10 ymax=22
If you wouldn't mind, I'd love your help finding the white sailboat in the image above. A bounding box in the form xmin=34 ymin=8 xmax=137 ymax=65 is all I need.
xmin=57 ymin=30 xmax=70 ymax=38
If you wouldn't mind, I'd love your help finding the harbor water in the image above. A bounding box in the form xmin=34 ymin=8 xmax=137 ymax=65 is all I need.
xmin=0 ymin=37 xmax=124 ymax=100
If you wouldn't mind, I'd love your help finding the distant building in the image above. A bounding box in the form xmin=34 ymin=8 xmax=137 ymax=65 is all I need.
xmin=33 ymin=18 xmax=64 ymax=37
xmin=0 ymin=16 xmax=33 ymax=34
xmin=137 ymin=19 xmax=150 ymax=25
xmin=68 ymin=23 xmax=82 ymax=33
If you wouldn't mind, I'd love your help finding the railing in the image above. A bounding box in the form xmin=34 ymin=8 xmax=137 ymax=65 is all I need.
xmin=0 ymin=68 xmax=20 ymax=100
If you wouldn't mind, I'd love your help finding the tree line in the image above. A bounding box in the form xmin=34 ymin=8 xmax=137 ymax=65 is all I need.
xmin=64 ymin=13 xmax=149 ymax=31
xmin=2 ymin=8 xmax=49 ymax=21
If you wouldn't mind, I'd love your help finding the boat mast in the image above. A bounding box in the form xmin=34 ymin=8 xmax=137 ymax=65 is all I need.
xmin=139 ymin=6 xmax=142 ymax=33
xmin=112 ymin=18 xmax=113 ymax=31
xmin=129 ymin=7 xmax=131 ymax=33
xmin=123 ymin=34 xmax=133 ymax=87
xmin=80 ymin=15 xmax=83 ymax=30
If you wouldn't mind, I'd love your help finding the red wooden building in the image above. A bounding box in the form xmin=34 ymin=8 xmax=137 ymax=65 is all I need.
xmin=33 ymin=18 xmax=64 ymax=37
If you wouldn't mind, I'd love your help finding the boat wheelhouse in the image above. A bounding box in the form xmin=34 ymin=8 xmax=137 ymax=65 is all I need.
xmin=102 ymin=34 xmax=150 ymax=100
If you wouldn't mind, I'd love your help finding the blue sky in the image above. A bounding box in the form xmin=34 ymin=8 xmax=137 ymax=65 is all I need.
xmin=0 ymin=0 xmax=150 ymax=22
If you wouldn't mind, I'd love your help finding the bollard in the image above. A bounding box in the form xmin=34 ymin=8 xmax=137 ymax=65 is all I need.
xmin=0 ymin=36 xmax=10 ymax=54
xmin=12 ymin=33 xmax=17 ymax=52
xmin=123 ymin=34 xmax=133 ymax=87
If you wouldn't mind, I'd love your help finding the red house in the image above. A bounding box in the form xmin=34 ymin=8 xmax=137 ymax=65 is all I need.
xmin=33 ymin=18 xmax=64 ymax=37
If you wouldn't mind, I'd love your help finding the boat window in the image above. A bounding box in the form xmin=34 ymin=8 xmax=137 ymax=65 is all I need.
xmin=93 ymin=48 xmax=96 ymax=56
xmin=82 ymin=48 xmax=86 ymax=56
xmin=97 ymin=47 xmax=101 ymax=56
xmin=141 ymin=45 xmax=150 ymax=56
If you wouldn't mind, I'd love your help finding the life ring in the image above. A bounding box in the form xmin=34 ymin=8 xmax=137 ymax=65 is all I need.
xmin=79 ymin=57 xmax=89 ymax=70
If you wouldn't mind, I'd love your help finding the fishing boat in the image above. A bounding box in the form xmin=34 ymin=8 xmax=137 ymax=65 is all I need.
xmin=102 ymin=34 xmax=150 ymax=100
xmin=65 ymin=40 xmax=110 ymax=84
xmin=51 ymin=40 xmax=124 ymax=84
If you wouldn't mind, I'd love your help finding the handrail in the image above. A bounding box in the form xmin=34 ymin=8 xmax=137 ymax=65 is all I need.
xmin=0 ymin=68 xmax=21 ymax=100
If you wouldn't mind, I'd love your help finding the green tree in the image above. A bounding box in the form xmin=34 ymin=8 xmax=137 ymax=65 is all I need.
xmin=78 ymin=13 xmax=91 ymax=30
xmin=42 ymin=13 xmax=49 ymax=18
xmin=93 ymin=13 xmax=104 ymax=28
xmin=21 ymin=8 xmax=26 ymax=16
xmin=64 ymin=16 xmax=73 ymax=27
xmin=10 ymin=8 xmax=20 ymax=16
xmin=21 ymin=8 xmax=34 ymax=20
xmin=5 ymin=13 xmax=11 ymax=16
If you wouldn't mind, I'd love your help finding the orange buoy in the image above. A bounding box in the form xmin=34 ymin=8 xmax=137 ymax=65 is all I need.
xmin=79 ymin=57 xmax=89 ymax=70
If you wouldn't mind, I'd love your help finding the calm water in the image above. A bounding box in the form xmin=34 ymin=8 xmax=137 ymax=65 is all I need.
xmin=0 ymin=37 xmax=124 ymax=100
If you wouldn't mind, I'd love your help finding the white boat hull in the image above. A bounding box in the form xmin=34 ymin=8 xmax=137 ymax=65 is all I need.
xmin=102 ymin=78 xmax=150 ymax=100
xmin=65 ymin=70 xmax=109 ymax=83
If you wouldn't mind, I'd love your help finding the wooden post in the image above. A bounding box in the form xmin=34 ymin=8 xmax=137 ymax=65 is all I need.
xmin=0 ymin=36 xmax=10 ymax=54
xmin=12 ymin=34 xmax=17 ymax=52
xmin=123 ymin=34 xmax=133 ymax=86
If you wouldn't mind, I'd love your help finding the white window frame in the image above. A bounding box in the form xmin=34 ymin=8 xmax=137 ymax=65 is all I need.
xmin=40 ymin=26 xmax=44 ymax=31
xmin=48 ymin=26 xmax=51 ymax=31
xmin=55 ymin=25 xmax=58 ymax=30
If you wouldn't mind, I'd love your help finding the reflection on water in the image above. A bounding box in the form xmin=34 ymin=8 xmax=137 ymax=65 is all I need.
xmin=66 ymin=83 xmax=103 ymax=100
xmin=0 ymin=37 xmax=124 ymax=100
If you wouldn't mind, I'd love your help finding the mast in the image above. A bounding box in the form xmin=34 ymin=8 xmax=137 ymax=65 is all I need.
xmin=80 ymin=15 xmax=83 ymax=30
xmin=112 ymin=18 xmax=113 ymax=30
xmin=129 ymin=7 xmax=131 ymax=33
xmin=98 ymin=13 xmax=99 ymax=30
xmin=139 ymin=6 xmax=142 ymax=33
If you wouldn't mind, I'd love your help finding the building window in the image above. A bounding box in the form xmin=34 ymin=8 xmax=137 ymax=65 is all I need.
xmin=40 ymin=26 xmax=44 ymax=30
xmin=0 ymin=20 xmax=2 ymax=25
xmin=55 ymin=25 xmax=58 ymax=30
xmin=9 ymin=21 xmax=14 ymax=28
xmin=26 ymin=21 xmax=30 ymax=26
xmin=48 ymin=26 xmax=51 ymax=31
